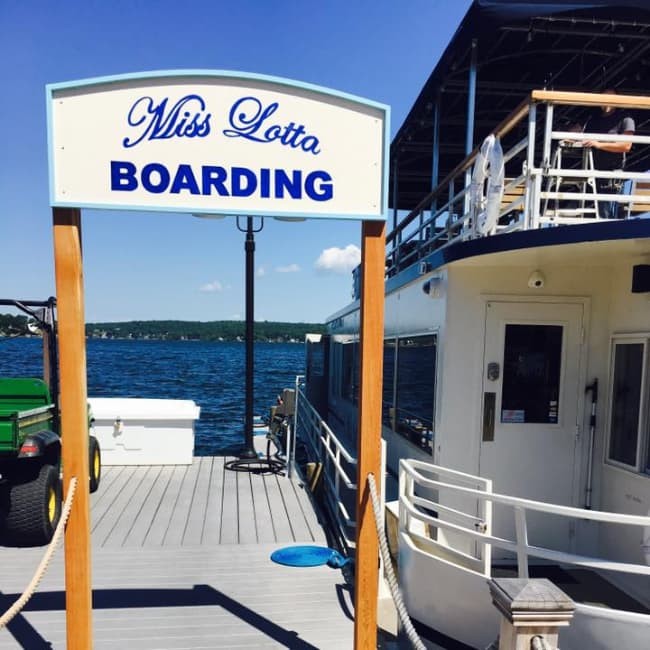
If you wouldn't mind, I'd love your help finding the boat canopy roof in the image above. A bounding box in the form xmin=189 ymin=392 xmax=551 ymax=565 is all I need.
xmin=391 ymin=0 xmax=650 ymax=209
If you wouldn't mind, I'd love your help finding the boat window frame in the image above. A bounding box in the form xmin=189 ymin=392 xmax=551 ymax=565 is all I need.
xmin=383 ymin=330 xmax=438 ymax=454
xmin=330 ymin=335 xmax=359 ymax=406
xmin=605 ymin=333 xmax=650 ymax=476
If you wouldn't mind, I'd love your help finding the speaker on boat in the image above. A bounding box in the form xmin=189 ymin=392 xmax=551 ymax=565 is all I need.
xmin=632 ymin=265 xmax=650 ymax=293
xmin=422 ymin=275 xmax=443 ymax=298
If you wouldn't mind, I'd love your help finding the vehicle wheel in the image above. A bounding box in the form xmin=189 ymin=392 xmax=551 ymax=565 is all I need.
xmin=89 ymin=436 xmax=101 ymax=493
xmin=4 ymin=463 xmax=62 ymax=546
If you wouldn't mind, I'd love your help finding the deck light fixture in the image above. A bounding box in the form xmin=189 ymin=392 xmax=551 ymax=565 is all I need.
xmin=230 ymin=216 xmax=284 ymax=474
xmin=192 ymin=212 xmax=285 ymax=474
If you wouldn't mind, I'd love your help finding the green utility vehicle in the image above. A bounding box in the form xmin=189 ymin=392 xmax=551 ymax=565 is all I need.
xmin=0 ymin=298 xmax=100 ymax=546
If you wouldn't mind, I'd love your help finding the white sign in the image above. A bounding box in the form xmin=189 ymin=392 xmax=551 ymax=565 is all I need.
xmin=47 ymin=71 xmax=389 ymax=221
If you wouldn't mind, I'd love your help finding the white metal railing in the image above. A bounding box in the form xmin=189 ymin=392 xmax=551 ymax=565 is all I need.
xmin=386 ymin=91 xmax=650 ymax=278
xmin=294 ymin=376 xmax=358 ymax=550
xmin=400 ymin=458 xmax=650 ymax=581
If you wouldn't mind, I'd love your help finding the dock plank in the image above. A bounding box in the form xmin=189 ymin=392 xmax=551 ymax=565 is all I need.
xmin=237 ymin=470 xmax=258 ymax=544
xmin=182 ymin=457 xmax=212 ymax=545
xmin=163 ymin=462 xmax=199 ymax=546
xmin=220 ymin=456 xmax=239 ymax=543
xmin=251 ymin=469 xmax=276 ymax=544
xmin=264 ymin=473 xmax=294 ymax=542
xmin=291 ymin=478 xmax=328 ymax=544
xmin=122 ymin=465 xmax=171 ymax=547
xmin=143 ymin=465 xmax=187 ymax=546
xmin=92 ymin=466 xmax=146 ymax=546
xmin=201 ymin=456 xmax=225 ymax=545
xmin=102 ymin=466 xmax=159 ymax=547
xmin=277 ymin=471 xmax=315 ymax=542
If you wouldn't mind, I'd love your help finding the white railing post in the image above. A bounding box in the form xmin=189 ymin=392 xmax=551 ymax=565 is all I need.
xmin=514 ymin=506 xmax=529 ymax=579
xmin=524 ymin=103 xmax=537 ymax=231
xmin=335 ymin=444 xmax=341 ymax=509
xmin=488 ymin=578 xmax=575 ymax=650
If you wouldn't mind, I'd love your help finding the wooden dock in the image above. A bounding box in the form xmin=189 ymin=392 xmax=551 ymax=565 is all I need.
xmin=0 ymin=457 xmax=355 ymax=648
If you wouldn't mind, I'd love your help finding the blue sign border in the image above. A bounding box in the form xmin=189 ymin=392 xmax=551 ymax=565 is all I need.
xmin=46 ymin=69 xmax=390 ymax=222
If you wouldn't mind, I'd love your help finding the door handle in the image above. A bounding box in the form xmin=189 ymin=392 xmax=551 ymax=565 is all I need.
xmin=483 ymin=392 xmax=496 ymax=441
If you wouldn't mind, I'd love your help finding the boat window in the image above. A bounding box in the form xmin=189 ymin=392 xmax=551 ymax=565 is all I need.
xmin=393 ymin=334 xmax=436 ymax=453
xmin=501 ymin=324 xmax=562 ymax=424
xmin=382 ymin=339 xmax=397 ymax=430
xmin=607 ymin=340 xmax=645 ymax=470
xmin=341 ymin=341 xmax=359 ymax=405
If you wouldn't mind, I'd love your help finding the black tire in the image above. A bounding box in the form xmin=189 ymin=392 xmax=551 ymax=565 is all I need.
xmin=4 ymin=463 xmax=62 ymax=547
xmin=89 ymin=435 xmax=101 ymax=493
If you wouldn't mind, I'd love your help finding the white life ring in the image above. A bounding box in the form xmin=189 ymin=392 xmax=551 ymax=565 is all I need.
xmin=470 ymin=134 xmax=505 ymax=236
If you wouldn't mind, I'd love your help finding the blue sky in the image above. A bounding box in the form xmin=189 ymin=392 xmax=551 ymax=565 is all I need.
xmin=0 ymin=0 xmax=472 ymax=323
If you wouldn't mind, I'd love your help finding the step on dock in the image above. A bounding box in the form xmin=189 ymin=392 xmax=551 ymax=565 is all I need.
xmin=0 ymin=457 xmax=354 ymax=649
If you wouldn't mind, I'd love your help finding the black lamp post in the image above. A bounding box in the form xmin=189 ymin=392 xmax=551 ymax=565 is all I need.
xmin=225 ymin=216 xmax=284 ymax=474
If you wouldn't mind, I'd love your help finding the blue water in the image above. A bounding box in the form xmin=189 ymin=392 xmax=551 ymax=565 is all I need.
xmin=0 ymin=337 xmax=304 ymax=455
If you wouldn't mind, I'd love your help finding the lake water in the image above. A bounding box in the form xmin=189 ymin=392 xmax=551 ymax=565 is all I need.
xmin=0 ymin=337 xmax=304 ymax=455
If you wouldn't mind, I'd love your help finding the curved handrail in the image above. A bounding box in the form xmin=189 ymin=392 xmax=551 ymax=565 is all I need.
xmin=399 ymin=458 xmax=650 ymax=580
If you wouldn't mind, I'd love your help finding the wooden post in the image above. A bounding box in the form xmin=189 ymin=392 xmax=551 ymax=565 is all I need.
xmin=52 ymin=207 xmax=93 ymax=649
xmin=488 ymin=578 xmax=575 ymax=650
xmin=354 ymin=220 xmax=386 ymax=649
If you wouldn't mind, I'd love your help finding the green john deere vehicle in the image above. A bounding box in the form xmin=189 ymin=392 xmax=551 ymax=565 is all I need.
xmin=0 ymin=298 xmax=100 ymax=546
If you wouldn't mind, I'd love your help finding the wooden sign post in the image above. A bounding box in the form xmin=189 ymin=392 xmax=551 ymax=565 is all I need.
xmin=354 ymin=220 xmax=386 ymax=649
xmin=52 ymin=207 xmax=93 ymax=649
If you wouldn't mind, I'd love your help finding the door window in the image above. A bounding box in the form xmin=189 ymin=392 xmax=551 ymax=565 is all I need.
xmin=501 ymin=324 xmax=563 ymax=424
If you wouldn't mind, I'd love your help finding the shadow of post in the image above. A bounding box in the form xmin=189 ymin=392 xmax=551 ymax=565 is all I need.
xmin=0 ymin=584 xmax=321 ymax=649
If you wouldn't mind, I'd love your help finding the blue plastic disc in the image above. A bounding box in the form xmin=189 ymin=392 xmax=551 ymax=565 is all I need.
xmin=270 ymin=545 xmax=336 ymax=567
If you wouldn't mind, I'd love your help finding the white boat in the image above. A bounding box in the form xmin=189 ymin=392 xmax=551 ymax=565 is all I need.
xmin=301 ymin=1 xmax=650 ymax=647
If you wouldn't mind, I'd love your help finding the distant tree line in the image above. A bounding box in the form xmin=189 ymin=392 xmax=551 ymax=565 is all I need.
xmin=85 ymin=320 xmax=326 ymax=342
xmin=0 ymin=314 xmax=325 ymax=342
xmin=0 ymin=313 xmax=28 ymax=335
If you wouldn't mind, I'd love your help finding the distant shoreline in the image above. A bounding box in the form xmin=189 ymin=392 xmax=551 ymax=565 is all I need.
xmin=0 ymin=315 xmax=325 ymax=344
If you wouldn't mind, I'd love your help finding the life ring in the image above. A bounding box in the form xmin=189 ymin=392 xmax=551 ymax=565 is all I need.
xmin=470 ymin=134 xmax=505 ymax=236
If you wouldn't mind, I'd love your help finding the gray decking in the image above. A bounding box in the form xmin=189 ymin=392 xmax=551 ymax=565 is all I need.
xmin=0 ymin=456 xmax=355 ymax=648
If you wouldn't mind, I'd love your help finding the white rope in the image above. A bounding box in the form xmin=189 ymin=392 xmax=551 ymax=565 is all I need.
xmin=367 ymin=473 xmax=426 ymax=650
xmin=0 ymin=476 xmax=78 ymax=628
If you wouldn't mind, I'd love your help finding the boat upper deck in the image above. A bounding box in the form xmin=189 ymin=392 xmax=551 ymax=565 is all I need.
xmin=0 ymin=456 xmax=355 ymax=649
xmin=353 ymin=90 xmax=650 ymax=303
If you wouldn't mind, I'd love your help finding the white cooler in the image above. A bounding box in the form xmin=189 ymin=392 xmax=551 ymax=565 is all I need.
xmin=88 ymin=397 xmax=201 ymax=465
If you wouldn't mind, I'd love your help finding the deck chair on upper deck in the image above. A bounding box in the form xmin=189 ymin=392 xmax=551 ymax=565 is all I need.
xmin=626 ymin=177 xmax=650 ymax=218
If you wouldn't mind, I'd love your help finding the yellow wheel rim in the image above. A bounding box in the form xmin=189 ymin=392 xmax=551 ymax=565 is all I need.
xmin=93 ymin=449 xmax=100 ymax=480
xmin=48 ymin=487 xmax=56 ymax=524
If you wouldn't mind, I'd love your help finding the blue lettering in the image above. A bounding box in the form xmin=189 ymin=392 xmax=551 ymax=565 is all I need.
xmin=275 ymin=170 xmax=302 ymax=199
xmin=300 ymin=136 xmax=321 ymax=154
xmin=202 ymin=166 xmax=229 ymax=196
xmin=224 ymin=96 xmax=321 ymax=155
xmin=123 ymin=95 xmax=211 ymax=148
xmin=259 ymin=168 xmax=271 ymax=198
xmin=109 ymin=162 xmax=333 ymax=203
xmin=305 ymin=171 xmax=333 ymax=201
xmin=141 ymin=163 xmax=170 ymax=193
xmin=232 ymin=167 xmax=257 ymax=197
xmin=111 ymin=161 xmax=138 ymax=191
xmin=171 ymin=164 xmax=200 ymax=194
xmin=223 ymin=97 xmax=278 ymax=142
xmin=265 ymin=124 xmax=283 ymax=142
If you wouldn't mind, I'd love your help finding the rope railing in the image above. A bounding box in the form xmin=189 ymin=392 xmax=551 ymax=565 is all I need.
xmin=367 ymin=472 xmax=425 ymax=650
xmin=0 ymin=476 xmax=78 ymax=628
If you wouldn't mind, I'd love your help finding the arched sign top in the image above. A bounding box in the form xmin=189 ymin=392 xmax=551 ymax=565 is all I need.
xmin=46 ymin=70 xmax=390 ymax=221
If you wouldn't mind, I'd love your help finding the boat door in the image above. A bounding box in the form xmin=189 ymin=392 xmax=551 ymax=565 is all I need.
xmin=480 ymin=300 xmax=585 ymax=556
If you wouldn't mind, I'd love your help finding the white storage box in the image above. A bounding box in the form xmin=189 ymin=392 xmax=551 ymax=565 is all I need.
xmin=88 ymin=397 xmax=201 ymax=465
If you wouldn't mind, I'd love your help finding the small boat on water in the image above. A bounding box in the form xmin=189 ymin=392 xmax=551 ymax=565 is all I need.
xmin=300 ymin=1 xmax=650 ymax=648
